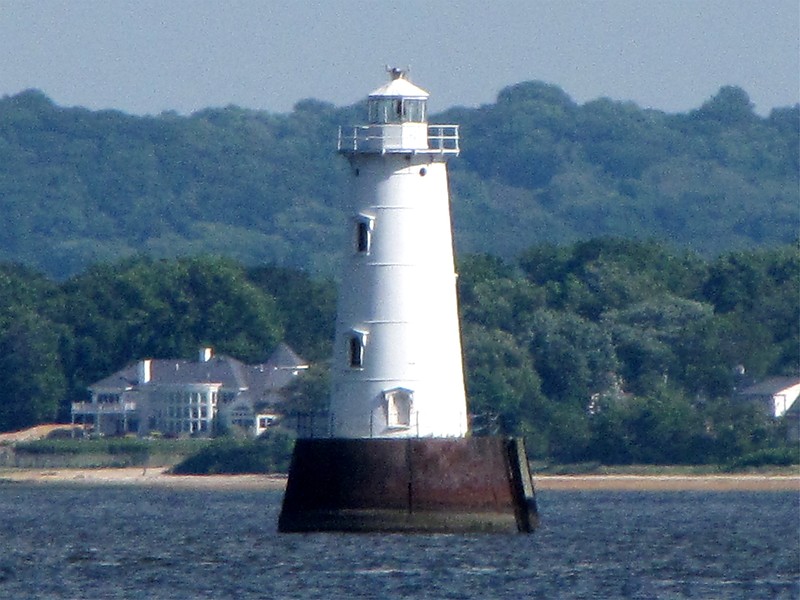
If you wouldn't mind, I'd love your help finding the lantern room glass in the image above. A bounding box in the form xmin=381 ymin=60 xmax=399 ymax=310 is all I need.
xmin=368 ymin=98 xmax=426 ymax=124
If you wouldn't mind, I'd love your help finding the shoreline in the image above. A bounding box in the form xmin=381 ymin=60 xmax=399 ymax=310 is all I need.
xmin=1 ymin=467 xmax=798 ymax=492
xmin=0 ymin=467 xmax=287 ymax=490
xmin=534 ymin=473 xmax=800 ymax=491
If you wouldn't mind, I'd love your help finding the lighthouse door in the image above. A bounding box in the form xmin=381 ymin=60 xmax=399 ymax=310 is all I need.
xmin=383 ymin=388 xmax=413 ymax=432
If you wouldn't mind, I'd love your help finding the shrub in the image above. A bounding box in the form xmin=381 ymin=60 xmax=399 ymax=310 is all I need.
xmin=171 ymin=429 xmax=296 ymax=475
xmin=725 ymin=446 xmax=800 ymax=470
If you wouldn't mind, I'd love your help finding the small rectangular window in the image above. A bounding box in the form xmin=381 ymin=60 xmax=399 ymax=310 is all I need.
xmin=349 ymin=336 xmax=363 ymax=368
xmin=354 ymin=215 xmax=374 ymax=254
xmin=357 ymin=221 xmax=370 ymax=252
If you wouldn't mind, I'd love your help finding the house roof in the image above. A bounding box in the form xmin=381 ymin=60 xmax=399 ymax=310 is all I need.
xmin=737 ymin=376 xmax=800 ymax=418
xmin=737 ymin=377 xmax=800 ymax=397
xmin=89 ymin=355 xmax=249 ymax=390
xmin=247 ymin=343 xmax=310 ymax=396
xmin=263 ymin=342 xmax=307 ymax=371
xmin=88 ymin=344 xmax=307 ymax=396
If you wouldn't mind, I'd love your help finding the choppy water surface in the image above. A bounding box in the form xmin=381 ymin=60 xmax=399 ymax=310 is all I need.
xmin=0 ymin=484 xmax=797 ymax=599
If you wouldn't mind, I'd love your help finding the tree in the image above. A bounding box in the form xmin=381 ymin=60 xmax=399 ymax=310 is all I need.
xmin=603 ymin=296 xmax=713 ymax=395
xmin=0 ymin=84 xmax=796 ymax=278
xmin=247 ymin=265 xmax=336 ymax=361
xmin=281 ymin=363 xmax=330 ymax=415
xmin=458 ymin=254 xmax=545 ymax=336
xmin=587 ymin=386 xmax=709 ymax=465
xmin=691 ymin=86 xmax=756 ymax=126
xmin=0 ymin=309 xmax=66 ymax=431
xmin=462 ymin=324 xmax=546 ymax=451
xmin=58 ymin=256 xmax=285 ymax=400
xmin=526 ymin=309 xmax=618 ymax=406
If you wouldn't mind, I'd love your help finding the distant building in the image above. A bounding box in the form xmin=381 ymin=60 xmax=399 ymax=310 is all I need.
xmin=736 ymin=376 xmax=800 ymax=442
xmin=71 ymin=344 xmax=309 ymax=437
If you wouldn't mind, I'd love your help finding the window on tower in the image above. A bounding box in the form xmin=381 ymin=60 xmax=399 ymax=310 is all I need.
xmin=354 ymin=215 xmax=374 ymax=254
xmin=383 ymin=388 xmax=413 ymax=430
xmin=404 ymin=99 xmax=426 ymax=122
xmin=348 ymin=330 xmax=367 ymax=368
xmin=357 ymin=221 xmax=370 ymax=253
xmin=368 ymin=98 xmax=426 ymax=124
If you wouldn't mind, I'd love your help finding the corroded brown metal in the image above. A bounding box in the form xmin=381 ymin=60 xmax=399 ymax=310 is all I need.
xmin=278 ymin=437 xmax=538 ymax=533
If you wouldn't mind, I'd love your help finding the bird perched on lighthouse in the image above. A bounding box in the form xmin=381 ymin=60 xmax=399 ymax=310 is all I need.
xmin=330 ymin=67 xmax=467 ymax=439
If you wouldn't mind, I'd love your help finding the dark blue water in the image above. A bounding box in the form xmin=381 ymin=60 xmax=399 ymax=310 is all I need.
xmin=0 ymin=484 xmax=797 ymax=599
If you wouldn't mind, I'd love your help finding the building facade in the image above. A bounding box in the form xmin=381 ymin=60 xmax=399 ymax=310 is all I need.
xmin=72 ymin=344 xmax=308 ymax=437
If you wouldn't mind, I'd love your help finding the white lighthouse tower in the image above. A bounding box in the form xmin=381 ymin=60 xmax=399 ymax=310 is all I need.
xmin=330 ymin=68 xmax=467 ymax=439
xmin=279 ymin=70 xmax=537 ymax=534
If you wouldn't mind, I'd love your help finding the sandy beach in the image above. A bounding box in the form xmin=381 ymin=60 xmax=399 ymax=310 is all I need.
xmin=1 ymin=467 xmax=797 ymax=492
xmin=533 ymin=473 xmax=800 ymax=492
xmin=0 ymin=467 xmax=287 ymax=490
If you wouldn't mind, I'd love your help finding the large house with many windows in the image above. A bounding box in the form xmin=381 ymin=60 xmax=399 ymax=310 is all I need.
xmin=71 ymin=344 xmax=308 ymax=437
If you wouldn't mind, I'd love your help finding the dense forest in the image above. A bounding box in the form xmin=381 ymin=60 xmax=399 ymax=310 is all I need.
xmin=0 ymin=240 xmax=796 ymax=465
xmin=0 ymin=80 xmax=797 ymax=464
xmin=0 ymin=83 xmax=797 ymax=279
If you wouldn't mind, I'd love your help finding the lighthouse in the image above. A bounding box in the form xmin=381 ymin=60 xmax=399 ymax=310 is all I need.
xmin=329 ymin=68 xmax=467 ymax=439
xmin=278 ymin=70 xmax=537 ymax=533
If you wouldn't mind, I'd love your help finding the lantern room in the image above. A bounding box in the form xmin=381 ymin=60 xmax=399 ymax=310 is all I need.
xmin=367 ymin=68 xmax=428 ymax=124
xmin=338 ymin=68 xmax=433 ymax=153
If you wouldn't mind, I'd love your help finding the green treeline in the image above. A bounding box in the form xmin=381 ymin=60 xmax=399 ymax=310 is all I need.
xmin=0 ymin=84 xmax=797 ymax=279
xmin=458 ymin=239 xmax=798 ymax=465
xmin=0 ymin=240 xmax=797 ymax=465
xmin=0 ymin=80 xmax=797 ymax=465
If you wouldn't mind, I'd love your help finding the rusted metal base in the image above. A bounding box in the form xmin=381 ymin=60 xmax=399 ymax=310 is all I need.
xmin=278 ymin=437 xmax=538 ymax=534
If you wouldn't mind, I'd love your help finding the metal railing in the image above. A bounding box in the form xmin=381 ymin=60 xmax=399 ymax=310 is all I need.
xmin=427 ymin=125 xmax=460 ymax=153
xmin=71 ymin=401 xmax=137 ymax=415
xmin=337 ymin=125 xmax=459 ymax=155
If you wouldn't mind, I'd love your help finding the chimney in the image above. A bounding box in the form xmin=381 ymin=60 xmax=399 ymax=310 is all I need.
xmin=199 ymin=347 xmax=213 ymax=363
xmin=138 ymin=359 xmax=152 ymax=384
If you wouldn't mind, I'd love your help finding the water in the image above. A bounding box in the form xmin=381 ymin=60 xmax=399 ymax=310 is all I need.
xmin=0 ymin=484 xmax=797 ymax=599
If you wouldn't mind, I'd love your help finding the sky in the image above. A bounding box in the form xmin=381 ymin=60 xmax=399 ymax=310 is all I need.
xmin=1 ymin=0 xmax=798 ymax=117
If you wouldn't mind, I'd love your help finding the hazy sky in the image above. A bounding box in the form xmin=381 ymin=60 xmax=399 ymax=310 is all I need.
xmin=1 ymin=1 xmax=798 ymax=117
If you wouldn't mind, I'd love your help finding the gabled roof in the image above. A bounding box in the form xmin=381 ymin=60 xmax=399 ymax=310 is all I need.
xmin=88 ymin=344 xmax=307 ymax=396
xmin=89 ymin=354 xmax=250 ymax=391
xmin=248 ymin=343 xmax=309 ymax=394
xmin=737 ymin=377 xmax=800 ymax=397
xmin=263 ymin=342 xmax=308 ymax=371
xmin=737 ymin=376 xmax=800 ymax=418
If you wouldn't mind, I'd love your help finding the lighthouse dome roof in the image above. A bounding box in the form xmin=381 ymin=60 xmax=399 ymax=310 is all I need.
xmin=369 ymin=72 xmax=429 ymax=99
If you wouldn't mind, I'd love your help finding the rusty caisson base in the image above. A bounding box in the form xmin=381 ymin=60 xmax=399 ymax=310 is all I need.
xmin=277 ymin=437 xmax=538 ymax=534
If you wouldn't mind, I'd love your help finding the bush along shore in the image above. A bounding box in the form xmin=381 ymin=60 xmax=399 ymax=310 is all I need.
xmin=1 ymin=437 xmax=213 ymax=469
xmin=2 ymin=430 xmax=796 ymax=476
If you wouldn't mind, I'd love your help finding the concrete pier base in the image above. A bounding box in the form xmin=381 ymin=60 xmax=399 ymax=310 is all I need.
xmin=278 ymin=437 xmax=538 ymax=534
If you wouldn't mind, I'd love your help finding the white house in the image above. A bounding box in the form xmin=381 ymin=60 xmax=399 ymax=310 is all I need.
xmin=736 ymin=376 xmax=800 ymax=441
xmin=71 ymin=344 xmax=308 ymax=437
xmin=736 ymin=377 xmax=800 ymax=418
